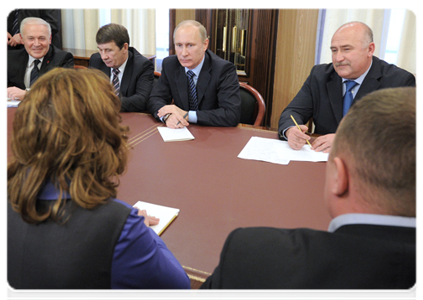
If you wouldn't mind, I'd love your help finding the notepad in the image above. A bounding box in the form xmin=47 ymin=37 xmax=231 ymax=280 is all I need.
xmin=157 ymin=126 xmax=194 ymax=142
xmin=238 ymin=136 xmax=329 ymax=165
xmin=133 ymin=201 xmax=180 ymax=235
xmin=7 ymin=98 xmax=20 ymax=107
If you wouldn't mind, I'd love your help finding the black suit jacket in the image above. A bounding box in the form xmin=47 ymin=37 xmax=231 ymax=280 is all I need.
xmin=7 ymin=9 xmax=62 ymax=49
xmin=89 ymin=47 xmax=154 ymax=112
xmin=7 ymin=45 xmax=74 ymax=89
xmin=201 ymin=224 xmax=416 ymax=289
xmin=147 ymin=49 xmax=241 ymax=127
xmin=278 ymin=56 xmax=416 ymax=138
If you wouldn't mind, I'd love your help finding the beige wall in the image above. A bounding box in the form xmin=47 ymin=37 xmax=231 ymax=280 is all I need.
xmin=271 ymin=9 xmax=319 ymax=129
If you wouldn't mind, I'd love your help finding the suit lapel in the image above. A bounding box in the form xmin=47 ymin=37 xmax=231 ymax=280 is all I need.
xmin=40 ymin=46 xmax=54 ymax=74
xmin=327 ymin=71 xmax=343 ymax=124
xmin=354 ymin=57 xmax=381 ymax=103
xmin=120 ymin=51 xmax=133 ymax=96
xmin=196 ymin=51 xmax=211 ymax=106
xmin=175 ymin=65 xmax=190 ymax=110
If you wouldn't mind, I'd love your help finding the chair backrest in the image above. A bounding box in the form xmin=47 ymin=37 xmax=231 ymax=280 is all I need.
xmin=74 ymin=65 xmax=87 ymax=69
xmin=154 ymin=71 xmax=161 ymax=85
xmin=239 ymin=83 xmax=266 ymax=127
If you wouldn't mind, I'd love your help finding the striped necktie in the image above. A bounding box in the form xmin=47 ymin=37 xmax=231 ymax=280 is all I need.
xmin=11 ymin=10 xmax=19 ymax=35
xmin=112 ymin=68 xmax=120 ymax=97
xmin=30 ymin=59 xmax=41 ymax=87
xmin=187 ymin=70 xmax=198 ymax=110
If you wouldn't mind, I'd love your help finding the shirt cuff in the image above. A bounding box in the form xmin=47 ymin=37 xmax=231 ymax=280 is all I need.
xmin=188 ymin=111 xmax=197 ymax=123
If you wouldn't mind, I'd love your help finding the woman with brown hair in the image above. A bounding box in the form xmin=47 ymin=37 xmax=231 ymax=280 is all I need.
xmin=7 ymin=68 xmax=190 ymax=289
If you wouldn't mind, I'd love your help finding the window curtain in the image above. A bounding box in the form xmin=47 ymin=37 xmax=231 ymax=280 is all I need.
xmin=317 ymin=9 xmax=415 ymax=74
xmin=61 ymin=9 xmax=156 ymax=55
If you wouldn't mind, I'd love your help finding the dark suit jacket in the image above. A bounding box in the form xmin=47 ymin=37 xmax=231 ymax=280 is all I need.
xmin=278 ymin=56 xmax=416 ymax=138
xmin=147 ymin=49 xmax=241 ymax=127
xmin=7 ymin=45 xmax=74 ymax=89
xmin=89 ymin=47 xmax=154 ymax=112
xmin=201 ymin=224 xmax=416 ymax=289
xmin=7 ymin=9 xmax=62 ymax=49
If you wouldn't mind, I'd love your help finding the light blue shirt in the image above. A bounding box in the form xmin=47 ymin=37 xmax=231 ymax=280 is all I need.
xmin=341 ymin=60 xmax=372 ymax=100
xmin=328 ymin=213 xmax=416 ymax=233
xmin=185 ymin=56 xmax=205 ymax=124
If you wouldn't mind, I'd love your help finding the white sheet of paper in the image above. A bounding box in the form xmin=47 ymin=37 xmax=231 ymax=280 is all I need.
xmin=238 ymin=136 xmax=329 ymax=165
xmin=157 ymin=126 xmax=194 ymax=142
xmin=133 ymin=201 xmax=180 ymax=235
xmin=7 ymin=99 xmax=20 ymax=107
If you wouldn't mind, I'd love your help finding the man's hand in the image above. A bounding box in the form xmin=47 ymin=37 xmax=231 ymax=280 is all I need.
xmin=7 ymin=87 xmax=26 ymax=100
xmin=137 ymin=209 xmax=160 ymax=227
xmin=311 ymin=134 xmax=335 ymax=153
xmin=286 ymin=125 xmax=310 ymax=150
xmin=7 ymin=33 xmax=23 ymax=47
xmin=158 ymin=105 xmax=189 ymax=128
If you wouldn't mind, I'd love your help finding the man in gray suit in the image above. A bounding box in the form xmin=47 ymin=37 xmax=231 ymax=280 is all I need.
xmin=278 ymin=21 xmax=415 ymax=153
xmin=202 ymin=87 xmax=416 ymax=289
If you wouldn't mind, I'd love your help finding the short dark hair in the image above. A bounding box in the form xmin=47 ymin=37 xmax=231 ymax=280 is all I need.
xmin=331 ymin=87 xmax=416 ymax=216
xmin=96 ymin=23 xmax=130 ymax=49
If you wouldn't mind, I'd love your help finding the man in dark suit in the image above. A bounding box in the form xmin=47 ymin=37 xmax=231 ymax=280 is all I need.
xmin=7 ymin=17 xmax=74 ymax=101
xmin=278 ymin=21 xmax=415 ymax=153
xmin=201 ymin=87 xmax=416 ymax=289
xmin=89 ymin=23 xmax=154 ymax=112
xmin=7 ymin=9 xmax=62 ymax=50
xmin=147 ymin=20 xmax=241 ymax=127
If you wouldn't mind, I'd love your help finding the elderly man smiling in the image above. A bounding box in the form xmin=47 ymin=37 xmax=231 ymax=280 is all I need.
xmin=7 ymin=17 xmax=74 ymax=100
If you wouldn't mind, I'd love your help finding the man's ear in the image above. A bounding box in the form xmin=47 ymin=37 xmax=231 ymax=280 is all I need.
xmin=332 ymin=157 xmax=349 ymax=196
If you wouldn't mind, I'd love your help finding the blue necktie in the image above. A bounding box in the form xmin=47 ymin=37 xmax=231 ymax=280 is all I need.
xmin=343 ymin=80 xmax=358 ymax=116
xmin=187 ymin=70 xmax=198 ymax=111
xmin=30 ymin=60 xmax=40 ymax=87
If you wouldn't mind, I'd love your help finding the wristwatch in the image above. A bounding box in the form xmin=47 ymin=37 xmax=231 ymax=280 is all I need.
xmin=163 ymin=113 xmax=171 ymax=123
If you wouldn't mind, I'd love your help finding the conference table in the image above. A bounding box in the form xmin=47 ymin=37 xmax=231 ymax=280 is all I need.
xmin=7 ymin=108 xmax=331 ymax=288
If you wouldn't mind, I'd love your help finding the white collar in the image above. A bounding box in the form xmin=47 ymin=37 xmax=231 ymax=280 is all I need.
xmin=328 ymin=213 xmax=416 ymax=232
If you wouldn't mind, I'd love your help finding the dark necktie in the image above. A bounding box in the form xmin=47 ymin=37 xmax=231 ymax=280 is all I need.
xmin=187 ymin=70 xmax=198 ymax=111
xmin=343 ymin=80 xmax=358 ymax=116
xmin=112 ymin=68 xmax=120 ymax=97
xmin=30 ymin=59 xmax=41 ymax=87
xmin=11 ymin=10 xmax=19 ymax=36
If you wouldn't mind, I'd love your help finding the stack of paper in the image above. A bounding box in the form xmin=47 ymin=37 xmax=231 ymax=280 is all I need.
xmin=133 ymin=201 xmax=180 ymax=235
xmin=238 ymin=136 xmax=329 ymax=165
xmin=7 ymin=99 xmax=20 ymax=107
xmin=157 ymin=126 xmax=194 ymax=142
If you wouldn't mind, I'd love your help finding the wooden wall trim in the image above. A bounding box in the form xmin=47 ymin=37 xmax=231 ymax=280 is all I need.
xmin=270 ymin=10 xmax=319 ymax=130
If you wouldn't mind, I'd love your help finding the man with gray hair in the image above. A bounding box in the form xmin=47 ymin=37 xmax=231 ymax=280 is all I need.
xmin=7 ymin=17 xmax=74 ymax=101
xmin=147 ymin=20 xmax=241 ymax=127
xmin=278 ymin=21 xmax=415 ymax=153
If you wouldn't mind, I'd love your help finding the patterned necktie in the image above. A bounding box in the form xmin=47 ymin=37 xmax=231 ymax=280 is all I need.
xmin=343 ymin=80 xmax=358 ymax=116
xmin=187 ymin=70 xmax=198 ymax=111
xmin=11 ymin=10 xmax=19 ymax=35
xmin=112 ymin=68 xmax=120 ymax=97
xmin=30 ymin=59 xmax=41 ymax=87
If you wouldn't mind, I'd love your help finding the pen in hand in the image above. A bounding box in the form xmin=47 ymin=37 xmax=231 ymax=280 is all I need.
xmin=176 ymin=112 xmax=188 ymax=126
xmin=290 ymin=115 xmax=312 ymax=147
